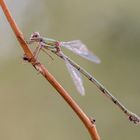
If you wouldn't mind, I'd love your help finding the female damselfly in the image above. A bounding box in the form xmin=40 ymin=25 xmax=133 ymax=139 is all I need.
xmin=28 ymin=32 xmax=140 ymax=124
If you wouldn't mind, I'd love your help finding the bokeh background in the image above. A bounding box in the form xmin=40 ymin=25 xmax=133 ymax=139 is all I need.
xmin=0 ymin=0 xmax=140 ymax=139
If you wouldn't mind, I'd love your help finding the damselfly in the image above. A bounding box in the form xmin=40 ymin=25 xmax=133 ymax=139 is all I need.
xmin=28 ymin=32 xmax=140 ymax=124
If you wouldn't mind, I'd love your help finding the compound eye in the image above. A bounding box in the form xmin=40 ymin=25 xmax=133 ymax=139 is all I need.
xmin=33 ymin=34 xmax=38 ymax=38
xmin=31 ymin=32 xmax=40 ymax=38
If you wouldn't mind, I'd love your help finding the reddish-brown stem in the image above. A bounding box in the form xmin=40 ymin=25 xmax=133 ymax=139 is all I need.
xmin=0 ymin=0 xmax=35 ymax=62
xmin=0 ymin=0 xmax=100 ymax=139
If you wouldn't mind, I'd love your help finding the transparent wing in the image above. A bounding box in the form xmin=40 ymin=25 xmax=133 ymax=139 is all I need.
xmin=61 ymin=53 xmax=85 ymax=96
xmin=65 ymin=61 xmax=85 ymax=96
xmin=61 ymin=40 xmax=101 ymax=64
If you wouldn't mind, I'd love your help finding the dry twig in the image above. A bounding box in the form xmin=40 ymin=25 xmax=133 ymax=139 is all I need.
xmin=0 ymin=0 xmax=100 ymax=139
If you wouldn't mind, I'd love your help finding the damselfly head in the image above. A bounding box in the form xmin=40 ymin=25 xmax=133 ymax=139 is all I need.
xmin=30 ymin=32 xmax=41 ymax=42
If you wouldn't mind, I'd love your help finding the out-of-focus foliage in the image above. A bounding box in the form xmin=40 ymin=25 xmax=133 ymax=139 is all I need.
xmin=0 ymin=0 xmax=140 ymax=140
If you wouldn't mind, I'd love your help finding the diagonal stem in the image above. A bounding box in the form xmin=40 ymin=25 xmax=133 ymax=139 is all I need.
xmin=0 ymin=0 xmax=101 ymax=139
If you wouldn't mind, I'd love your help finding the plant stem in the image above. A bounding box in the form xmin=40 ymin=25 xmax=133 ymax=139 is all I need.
xmin=0 ymin=0 xmax=100 ymax=139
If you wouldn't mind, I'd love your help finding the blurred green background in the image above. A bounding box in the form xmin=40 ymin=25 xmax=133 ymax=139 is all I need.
xmin=0 ymin=0 xmax=140 ymax=139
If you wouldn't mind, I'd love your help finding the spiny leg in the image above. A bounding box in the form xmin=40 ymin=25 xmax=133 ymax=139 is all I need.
xmin=41 ymin=47 xmax=54 ymax=60
xmin=33 ymin=44 xmax=42 ymax=60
